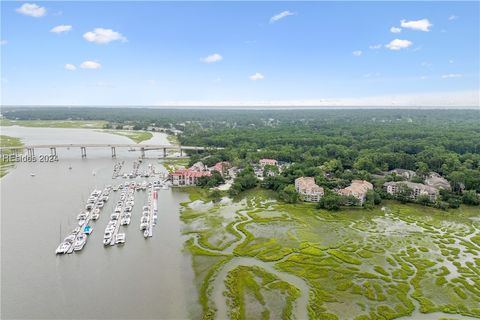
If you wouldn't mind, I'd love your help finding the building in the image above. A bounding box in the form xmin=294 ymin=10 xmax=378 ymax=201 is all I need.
xmin=383 ymin=181 xmax=439 ymax=202
xmin=337 ymin=180 xmax=373 ymax=205
xmin=211 ymin=161 xmax=230 ymax=176
xmin=425 ymin=172 xmax=451 ymax=191
xmin=259 ymin=159 xmax=278 ymax=167
xmin=295 ymin=177 xmax=324 ymax=202
xmin=170 ymin=169 xmax=211 ymax=186
xmin=387 ymin=169 xmax=416 ymax=180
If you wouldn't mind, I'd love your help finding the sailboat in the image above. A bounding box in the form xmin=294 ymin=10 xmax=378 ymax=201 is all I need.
xmin=30 ymin=173 xmax=36 ymax=177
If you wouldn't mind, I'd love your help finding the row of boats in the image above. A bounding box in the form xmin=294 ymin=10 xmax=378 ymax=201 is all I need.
xmin=112 ymin=161 xmax=124 ymax=179
xmin=56 ymin=187 xmax=111 ymax=254
xmin=103 ymin=182 xmax=136 ymax=246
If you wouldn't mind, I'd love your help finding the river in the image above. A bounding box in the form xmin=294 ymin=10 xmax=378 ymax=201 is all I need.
xmin=1 ymin=127 xmax=200 ymax=319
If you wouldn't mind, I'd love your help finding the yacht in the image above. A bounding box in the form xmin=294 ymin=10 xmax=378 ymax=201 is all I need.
xmin=73 ymin=235 xmax=87 ymax=251
xmin=85 ymin=203 xmax=94 ymax=210
xmin=104 ymin=231 xmax=113 ymax=239
xmin=55 ymin=242 xmax=70 ymax=254
xmin=72 ymin=227 xmax=81 ymax=235
xmin=83 ymin=225 xmax=93 ymax=234
xmin=91 ymin=213 xmax=100 ymax=220
xmin=78 ymin=219 xmax=86 ymax=226
xmin=110 ymin=213 xmax=119 ymax=220
xmin=77 ymin=213 xmax=87 ymax=220
xmin=103 ymin=238 xmax=111 ymax=246
xmin=93 ymin=208 xmax=100 ymax=214
xmin=30 ymin=173 xmax=36 ymax=177
xmin=144 ymin=230 xmax=149 ymax=238
xmin=140 ymin=222 xmax=148 ymax=230
xmin=115 ymin=233 xmax=126 ymax=244
xmin=64 ymin=234 xmax=76 ymax=243
xmin=113 ymin=186 xmax=118 ymax=192
xmin=96 ymin=202 xmax=104 ymax=208
xmin=124 ymin=206 xmax=133 ymax=212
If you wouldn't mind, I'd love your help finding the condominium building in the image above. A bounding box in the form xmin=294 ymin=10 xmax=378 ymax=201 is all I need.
xmin=295 ymin=177 xmax=324 ymax=202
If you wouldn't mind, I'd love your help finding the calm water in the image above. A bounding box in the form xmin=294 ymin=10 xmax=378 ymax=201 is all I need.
xmin=1 ymin=127 xmax=199 ymax=319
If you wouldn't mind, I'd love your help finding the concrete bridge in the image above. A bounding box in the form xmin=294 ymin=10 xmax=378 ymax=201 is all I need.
xmin=0 ymin=143 xmax=217 ymax=158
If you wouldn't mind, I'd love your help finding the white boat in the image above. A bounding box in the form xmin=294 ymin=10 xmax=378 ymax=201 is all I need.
xmin=110 ymin=213 xmax=119 ymax=220
xmin=103 ymin=238 xmax=111 ymax=246
xmin=72 ymin=227 xmax=81 ymax=235
xmin=140 ymin=223 xmax=148 ymax=230
xmin=55 ymin=242 xmax=70 ymax=254
xmin=124 ymin=206 xmax=133 ymax=212
xmin=104 ymin=231 xmax=113 ymax=239
xmin=144 ymin=230 xmax=149 ymax=238
xmin=77 ymin=213 xmax=87 ymax=220
xmin=93 ymin=208 xmax=100 ymax=214
xmin=73 ymin=235 xmax=87 ymax=251
xmin=115 ymin=233 xmax=126 ymax=244
xmin=120 ymin=217 xmax=131 ymax=225
xmin=64 ymin=234 xmax=76 ymax=243
xmin=96 ymin=202 xmax=104 ymax=208
xmin=30 ymin=173 xmax=36 ymax=177
xmin=91 ymin=213 xmax=100 ymax=220
xmin=78 ymin=219 xmax=86 ymax=226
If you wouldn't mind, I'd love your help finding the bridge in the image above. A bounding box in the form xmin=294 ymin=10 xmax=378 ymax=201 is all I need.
xmin=0 ymin=143 xmax=217 ymax=158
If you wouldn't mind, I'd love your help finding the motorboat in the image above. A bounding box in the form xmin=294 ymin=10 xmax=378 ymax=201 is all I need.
xmin=91 ymin=213 xmax=100 ymax=220
xmin=78 ymin=219 xmax=86 ymax=226
xmin=64 ymin=234 xmax=76 ymax=243
xmin=144 ymin=230 xmax=149 ymax=238
xmin=73 ymin=235 xmax=87 ymax=251
xmin=72 ymin=227 xmax=81 ymax=235
xmin=110 ymin=213 xmax=119 ymax=220
xmin=85 ymin=203 xmax=94 ymax=210
xmin=30 ymin=173 xmax=36 ymax=177
xmin=143 ymin=206 xmax=150 ymax=211
xmin=96 ymin=202 xmax=104 ymax=208
xmin=103 ymin=238 xmax=111 ymax=246
xmin=115 ymin=233 xmax=126 ymax=244
xmin=104 ymin=231 xmax=113 ymax=239
xmin=77 ymin=213 xmax=87 ymax=220
xmin=55 ymin=242 xmax=70 ymax=254
xmin=93 ymin=208 xmax=100 ymax=214
xmin=83 ymin=225 xmax=93 ymax=234
xmin=124 ymin=206 xmax=132 ymax=212
xmin=141 ymin=216 xmax=149 ymax=224
xmin=140 ymin=223 xmax=148 ymax=230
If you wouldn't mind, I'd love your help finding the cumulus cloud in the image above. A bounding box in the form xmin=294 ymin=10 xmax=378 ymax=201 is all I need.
xmin=390 ymin=26 xmax=402 ymax=33
xmin=448 ymin=15 xmax=458 ymax=21
xmin=64 ymin=64 xmax=76 ymax=71
xmin=385 ymin=39 xmax=413 ymax=50
xmin=369 ymin=44 xmax=382 ymax=50
xmin=400 ymin=19 xmax=432 ymax=32
xmin=352 ymin=50 xmax=362 ymax=56
xmin=16 ymin=3 xmax=46 ymax=17
xmin=50 ymin=25 xmax=72 ymax=33
xmin=83 ymin=28 xmax=127 ymax=44
xmin=270 ymin=11 xmax=296 ymax=23
xmin=441 ymin=73 xmax=462 ymax=79
xmin=249 ymin=72 xmax=265 ymax=81
xmin=201 ymin=53 xmax=223 ymax=63
xmin=80 ymin=61 xmax=101 ymax=69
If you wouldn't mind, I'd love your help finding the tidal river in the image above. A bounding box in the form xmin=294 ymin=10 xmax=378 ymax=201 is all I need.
xmin=0 ymin=126 xmax=200 ymax=319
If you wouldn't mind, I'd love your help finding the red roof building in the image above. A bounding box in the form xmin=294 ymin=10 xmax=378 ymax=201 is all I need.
xmin=170 ymin=168 xmax=211 ymax=186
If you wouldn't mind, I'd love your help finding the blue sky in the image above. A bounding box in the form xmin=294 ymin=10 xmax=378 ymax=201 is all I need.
xmin=1 ymin=1 xmax=479 ymax=107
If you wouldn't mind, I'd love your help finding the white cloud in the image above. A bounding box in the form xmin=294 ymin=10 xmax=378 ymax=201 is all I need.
xmin=50 ymin=25 xmax=72 ymax=34
xmin=201 ymin=53 xmax=223 ymax=63
xmin=390 ymin=26 xmax=402 ymax=33
xmin=80 ymin=61 xmax=101 ymax=69
xmin=16 ymin=3 xmax=46 ymax=17
xmin=352 ymin=50 xmax=362 ymax=56
xmin=249 ymin=72 xmax=265 ymax=81
xmin=0 ymin=40 xmax=7 ymax=45
xmin=369 ymin=44 xmax=382 ymax=50
xmin=385 ymin=39 xmax=413 ymax=50
xmin=448 ymin=15 xmax=458 ymax=21
xmin=83 ymin=28 xmax=127 ymax=44
xmin=64 ymin=64 xmax=76 ymax=71
xmin=400 ymin=19 xmax=432 ymax=32
xmin=270 ymin=11 xmax=296 ymax=23
xmin=441 ymin=73 xmax=462 ymax=79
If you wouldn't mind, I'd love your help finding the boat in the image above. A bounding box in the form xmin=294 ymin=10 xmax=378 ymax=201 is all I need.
xmin=77 ymin=213 xmax=87 ymax=220
xmin=93 ymin=208 xmax=100 ymax=214
xmin=68 ymin=164 xmax=72 ymax=170
xmin=30 ymin=172 xmax=36 ymax=177
xmin=78 ymin=219 xmax=86 ymax=226
xmin=92 ymin=171 xmax=96 ymax=176
xmin=110 ymin=213 xmax=119 ymax=220
xmin=144 ymin=230 xmax=149 ymax=238
xmin=71 ymin=227 xmax=81 ymax=235
xmin=120 ymin=217 xmax=131 ymax=225
xmin=64 ymin=234 xmax=76 ymax=243
xmin=115 ymin=233 xmax=126 ymax=244
xmin=140 ymin=223 xmax=148 ymax=230
xmin=83 ymin=225 xmax=93 ymax=234
xmin=96 ymin=202 xmax=104 ymax=208
xmin=103 ymin=238 xmax=111 ymax=246
xmin=73 ymin=235 xmax=87 ymax=251
xmin=55 ymin=242 xmax=71 ymax=254
xmin=91 ymin=213 xmax=100 ymax=220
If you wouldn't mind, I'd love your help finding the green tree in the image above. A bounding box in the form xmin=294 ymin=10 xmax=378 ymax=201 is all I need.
xmin=279 ymin=184 xmax=298 ymax=203
xmin=462 ymin=190 xmax=480 ymax=206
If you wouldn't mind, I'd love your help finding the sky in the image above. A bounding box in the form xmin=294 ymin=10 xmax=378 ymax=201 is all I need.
xmin=1 ymin=1 xmax=479 ymax=107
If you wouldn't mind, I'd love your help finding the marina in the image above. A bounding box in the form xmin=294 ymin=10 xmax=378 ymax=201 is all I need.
xmin=55 ymin=187 xmax=111 ymax=254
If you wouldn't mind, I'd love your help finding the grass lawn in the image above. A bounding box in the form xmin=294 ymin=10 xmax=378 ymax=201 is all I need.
xmin=99 ymin=130 xmax=153 ymax=143
xmin=0 ymin=135 xmax=23 ymax=178
xmin=0 ymin=119 xmax=107 ymax=128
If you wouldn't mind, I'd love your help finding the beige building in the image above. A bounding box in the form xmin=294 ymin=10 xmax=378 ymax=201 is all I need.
xmin=295 ymin=177 xmax=324 ymax=202
xmin=337 ymin=180 xmax=373 ymax=205
xmin=383 ymin=181 xmax=439 ymax=202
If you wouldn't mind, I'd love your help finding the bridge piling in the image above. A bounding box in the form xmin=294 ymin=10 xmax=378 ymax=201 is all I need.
xmin=111 ymin=147 xmax=116 ymax=158
xmin=163 ymin=148 xmax=166 ymax=158
xmin=81 ymin=147 xmax=87 ymax=159
xmin=140 ymin=147 xmax=145 ymax=158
